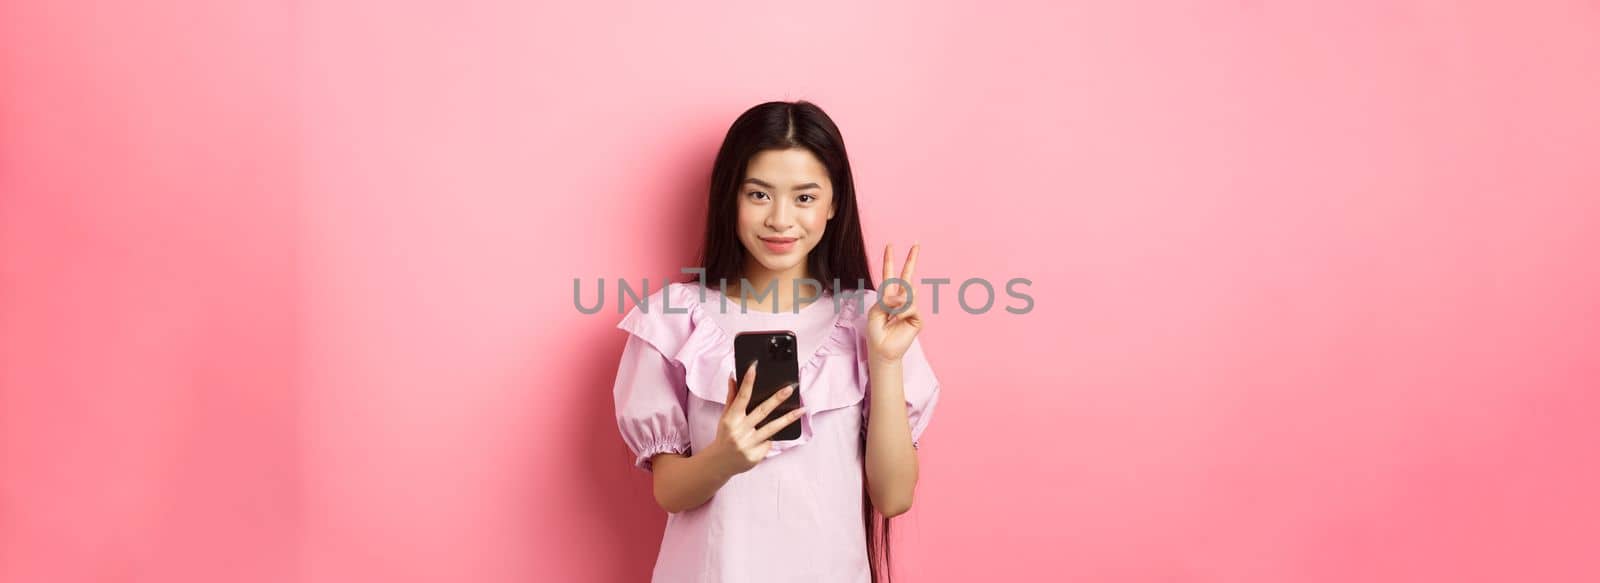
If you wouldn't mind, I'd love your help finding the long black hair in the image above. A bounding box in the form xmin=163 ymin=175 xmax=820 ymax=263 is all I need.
xmin=687 ymin=101 xmax=897 ymax=582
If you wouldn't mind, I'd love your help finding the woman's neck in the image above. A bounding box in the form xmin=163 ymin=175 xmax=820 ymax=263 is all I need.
xmin=728 ymin=260 xmax=823 ymax=313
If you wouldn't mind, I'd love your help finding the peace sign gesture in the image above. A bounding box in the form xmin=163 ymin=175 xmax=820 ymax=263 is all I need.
xmin=867 ymin=243 xmax=923 ymax=364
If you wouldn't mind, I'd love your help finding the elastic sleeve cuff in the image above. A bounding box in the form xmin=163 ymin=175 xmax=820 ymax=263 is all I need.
xmin=633 ymin=436 xmax=691 ymax=472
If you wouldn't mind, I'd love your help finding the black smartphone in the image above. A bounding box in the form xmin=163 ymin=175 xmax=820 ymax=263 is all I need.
xmin=733 ymin=330 xmax=803 ymax=441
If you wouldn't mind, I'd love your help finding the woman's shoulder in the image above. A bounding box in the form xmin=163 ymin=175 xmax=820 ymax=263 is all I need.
xmin=614 ymin=282 xmax=738 ymax=398
xmin=614 ymin=281 xmax=722 ymax=354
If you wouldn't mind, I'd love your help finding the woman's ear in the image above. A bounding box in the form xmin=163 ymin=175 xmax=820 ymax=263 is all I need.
xmin=828 ymin=201 xmax=836 ymax=220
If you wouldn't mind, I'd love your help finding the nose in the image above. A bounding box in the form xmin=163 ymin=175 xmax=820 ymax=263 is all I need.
xmin=764 ymin=200 xmax=793 ymax=232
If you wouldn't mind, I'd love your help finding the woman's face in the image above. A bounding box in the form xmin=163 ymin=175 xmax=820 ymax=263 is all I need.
xmin=737 ymin=148 xmax=835 ymax=277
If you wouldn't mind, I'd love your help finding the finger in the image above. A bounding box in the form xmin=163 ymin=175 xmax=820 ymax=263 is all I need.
xmin=900 ymin=243 xmax=920 ymax=285
xmin=878 ymin=291 xmax=906 ymax=323
xmin=733 ymin=360 xmax=757 ymax=412
xmin=881 ymin=243 xmax=894 ymax=288
xmin=748 ymin=383 xmax=796 ymax=424
xmin=892 ymin=302 xmax=918 ymax=324
xmin=753 ymin=406 xmax=807 ymax=442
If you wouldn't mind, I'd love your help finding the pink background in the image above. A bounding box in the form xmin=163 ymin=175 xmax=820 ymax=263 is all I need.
xmin=4 ymin=1 xmax=1599 ymax=581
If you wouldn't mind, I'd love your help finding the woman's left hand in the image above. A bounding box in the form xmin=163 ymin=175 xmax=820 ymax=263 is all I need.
xmin=867 ymin=243 xmax=922 ymax=364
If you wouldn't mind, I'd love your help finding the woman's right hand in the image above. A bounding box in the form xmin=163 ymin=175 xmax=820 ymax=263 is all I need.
xmin=702 ymin=361 xmax=805 ymax=478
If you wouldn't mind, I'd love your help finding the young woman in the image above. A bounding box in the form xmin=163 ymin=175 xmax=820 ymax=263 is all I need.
xmin=611 ymin=101 xmax=941 ymax=582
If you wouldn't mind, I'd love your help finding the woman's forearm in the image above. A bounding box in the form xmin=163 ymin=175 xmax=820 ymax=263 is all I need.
xmin=650 ymin=451 xmax=734 ymax=514
xmin=864 ymin=358 xmax=920 ymax=517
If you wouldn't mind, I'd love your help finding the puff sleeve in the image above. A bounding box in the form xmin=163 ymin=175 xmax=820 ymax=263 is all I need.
xmin=861 ymin=336 xmax=942 ymax=449
xmin=612 ymin=318 xmax=694 ymax=473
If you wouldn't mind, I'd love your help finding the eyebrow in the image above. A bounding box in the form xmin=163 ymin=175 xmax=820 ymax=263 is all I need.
xmin=742 ymin=178 xmax=821 ymax=191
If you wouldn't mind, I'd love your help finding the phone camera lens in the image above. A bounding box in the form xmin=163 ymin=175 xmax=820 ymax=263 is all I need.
xmin=768 ymin=335 xmax=795 ymax=357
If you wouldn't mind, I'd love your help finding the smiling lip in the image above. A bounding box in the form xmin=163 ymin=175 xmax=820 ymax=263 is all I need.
xmin=760 ymin=236 xmax=798 ymax=254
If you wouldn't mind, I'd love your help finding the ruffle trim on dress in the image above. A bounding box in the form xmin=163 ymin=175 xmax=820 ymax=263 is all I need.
xmin=616 ymin=283 xmax=877 ymax=459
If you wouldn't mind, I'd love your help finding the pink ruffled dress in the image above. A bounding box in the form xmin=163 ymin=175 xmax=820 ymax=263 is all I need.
xmin=611 ymin=282 xmax=941 ymax=582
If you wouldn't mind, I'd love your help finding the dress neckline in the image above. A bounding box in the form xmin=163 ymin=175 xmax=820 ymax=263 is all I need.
xmin=694 ymin=284 xmax=835 ymax=318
